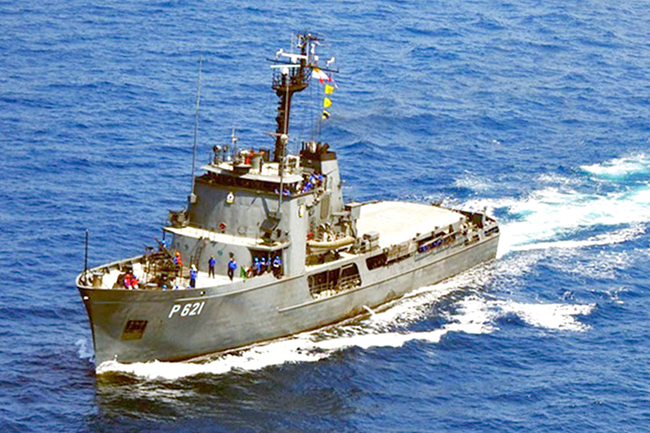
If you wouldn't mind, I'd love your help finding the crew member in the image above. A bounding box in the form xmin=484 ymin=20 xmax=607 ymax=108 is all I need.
xmin=227 ymin=256 xmax=237 ymax=281
xmin=260 ymin=256 xmax=267 ymax=273
xmin=272 ymin=255 xmax=282 ymax=277
xmin=254 ymin=257 xmax=261 ymax=276
xmin=189 ymin=265 xmax=197 ymax=288
xmin=208 ymin=256 xmax=216 ymax=278
xmin=174 ymin=251 xmax=183 ymax=276
xmin=123 ymin=272 xmax=133 ymax=289
xmin=130 ymin=273 xmax=139 ymax=290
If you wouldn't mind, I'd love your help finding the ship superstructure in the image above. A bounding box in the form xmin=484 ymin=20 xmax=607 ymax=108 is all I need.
xmin=76 ymin=34 xmax=500 ymax=367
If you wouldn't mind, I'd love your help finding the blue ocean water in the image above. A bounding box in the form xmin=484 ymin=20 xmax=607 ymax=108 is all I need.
xmin=2 ymin=0 xmax=650 ymax=431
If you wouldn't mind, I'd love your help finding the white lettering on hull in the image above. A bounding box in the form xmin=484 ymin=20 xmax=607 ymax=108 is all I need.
xmin=168 ymin=301 xmax=206 ymax=318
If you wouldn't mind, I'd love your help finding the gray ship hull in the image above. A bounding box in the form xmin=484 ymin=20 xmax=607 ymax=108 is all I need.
xmin=78 ymin=232 xmax=498 ymax=367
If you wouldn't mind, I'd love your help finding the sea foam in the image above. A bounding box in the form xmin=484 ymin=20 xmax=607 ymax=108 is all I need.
xmin=581 ymin=153 xmax=650 ymax=178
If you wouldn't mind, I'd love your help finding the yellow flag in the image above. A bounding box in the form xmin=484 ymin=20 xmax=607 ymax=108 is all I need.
xmin=322 ymin=110 xmax=330 ymax=120
xmin=323 ymin=97 xmax=332 ymax=108
xmin=324 ymin=84 xmax=334 ymax=94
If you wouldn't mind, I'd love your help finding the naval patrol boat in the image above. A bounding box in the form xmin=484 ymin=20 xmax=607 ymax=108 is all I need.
xmin=76 ymin=34 xmax=500 ymax=368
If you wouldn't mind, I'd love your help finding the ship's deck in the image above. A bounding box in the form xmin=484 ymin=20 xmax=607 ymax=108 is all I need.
xmin=91 ymin=201 xmax=464 ymax=291
xmin=96 ymin=261 xmax=236 ymax=290
xmin=356 ymin=201 xmax=465 ymax=248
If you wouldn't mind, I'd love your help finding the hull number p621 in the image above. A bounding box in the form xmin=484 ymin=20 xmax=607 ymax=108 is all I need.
xmin=169 ymin=301 xmax=205 ymax=318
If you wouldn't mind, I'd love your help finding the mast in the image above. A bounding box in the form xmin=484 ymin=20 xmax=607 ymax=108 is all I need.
xmin=271 ymin=33 xmax=321 ymax=163
xmin=189 ymin=58 xmax=203 ymax=204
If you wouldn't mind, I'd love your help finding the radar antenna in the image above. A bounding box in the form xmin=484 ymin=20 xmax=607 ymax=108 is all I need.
xmin=269 ymin=33 xmax=335 ymax=163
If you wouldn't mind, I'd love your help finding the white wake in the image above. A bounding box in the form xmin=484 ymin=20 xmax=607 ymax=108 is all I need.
xmin=97 ymin=290 xmax=595 ymax=380
xmin=581 ymin=153 xmax=650 ymax=178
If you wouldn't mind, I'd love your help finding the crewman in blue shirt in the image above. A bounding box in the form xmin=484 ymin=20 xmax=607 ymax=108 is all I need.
xmin=254 ymin=257 xmax=262 ymax=275
xmin=208 ymin=256 xmax=216 ymax=278
xmin=189 ymin=265 xmax=197 ymax=288
xmin=227 ymin=256 xmax=237 ymax=281
xmin=260 ymin=256 xmax=267 ymax=274
xmin=272 ymin=255 xmax=282 ymax=277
